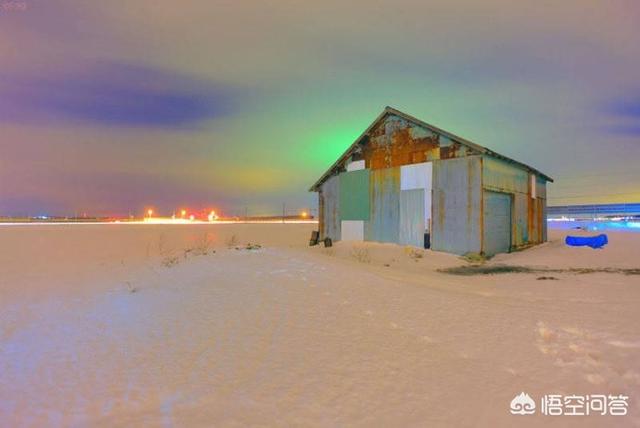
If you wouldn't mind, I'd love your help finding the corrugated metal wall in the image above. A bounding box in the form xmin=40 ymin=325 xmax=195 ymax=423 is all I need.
xmin=320 ymin=175 xmax=340 ymax=241
xmin=431 ymin=156 xmax=482 ymax=254
xmin=483 ymin=190 xmax=512 ymax=255
xmin=399 ymin=188 xmax=425 ymax=247
xmin=541 ymin=200 xmax=548 ymax=242
xmin=483 ymin=156 xmax=524 ymax=246
xmin=365 ymin=167 xmax=400 ymax=243
xmin=482 ymin=156 xmax=547 ymax=248
xmin=537 ymin=177 xmax=548 ymax=242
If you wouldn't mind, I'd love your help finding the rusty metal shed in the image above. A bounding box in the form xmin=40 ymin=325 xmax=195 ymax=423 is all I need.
xmin=310 ymin=107 xmax=553 ymax=256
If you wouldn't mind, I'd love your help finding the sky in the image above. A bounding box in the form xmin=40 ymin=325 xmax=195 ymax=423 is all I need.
xmin=1 ymin=0 xmax=639 ymax=217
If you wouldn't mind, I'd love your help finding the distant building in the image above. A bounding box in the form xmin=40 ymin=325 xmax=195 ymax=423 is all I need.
xmin=309 ymin=107 xmax=553 ymax=255
xmin=548 ymin=203 xmax=640 ymax=219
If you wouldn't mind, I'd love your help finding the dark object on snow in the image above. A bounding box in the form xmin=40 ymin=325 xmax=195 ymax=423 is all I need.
xmin=565 ymin=234 xmax=608 ymax=249
xmin=309 ymin=231 xmax=320 ymax=246
xmin=424 ymin=232 xmax=431 ymax=249
xmin=323 ymin=237 xmax=332 ymax=248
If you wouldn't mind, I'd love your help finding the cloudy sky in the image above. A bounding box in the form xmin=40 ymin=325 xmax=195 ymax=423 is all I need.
xmin=1 ymin=0 xmax=639 ymax=216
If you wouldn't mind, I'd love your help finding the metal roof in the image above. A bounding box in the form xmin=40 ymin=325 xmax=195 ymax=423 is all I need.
xmin=309 ymin=106 xmax=554 ymax=191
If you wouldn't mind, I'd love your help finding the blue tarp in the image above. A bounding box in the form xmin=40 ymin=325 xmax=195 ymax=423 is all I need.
xmin=565 ymin=234 xmax=608 ymax=249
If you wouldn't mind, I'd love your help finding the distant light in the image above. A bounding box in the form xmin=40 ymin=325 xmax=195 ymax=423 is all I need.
xmin=301 ymin=211 xmax=308 ymax=218
xmin=181 ymin=209 xmax=187 ymax=217
xmin=147 ymin=209 xmax=154 ymax=217
xmin=208 ymin=211 xmax=217 ymax=222
xmin=189 ymin=214 xmax=195 ymax=221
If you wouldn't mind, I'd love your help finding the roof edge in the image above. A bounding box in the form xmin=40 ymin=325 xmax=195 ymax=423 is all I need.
xmin=309 ymin=106 xmax=553 ymax=191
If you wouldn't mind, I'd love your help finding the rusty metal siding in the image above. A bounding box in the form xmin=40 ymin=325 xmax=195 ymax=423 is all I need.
xmin=541 ymin=196 xmax=548 ymax=242
xmin=538 ymin=179 xmax=548 ymax=242
xmin=365 ymin=167 xmax=400 ymax=243
xmin=432 ymin=156 xmax=482 ymax=255
xmin=362 ymin=115 xmax=481 ymax=170
xmin=531 ymin=197 xmax=540 ymax=243
xmin=536 ymin=179 xmax=548 ymax=243
xmin=399 ymin=189 xmax=425 ymax=247
xmin=512 ymin=193 xmax=529 ymax=246
xmin=320 ymin=175 xmax=341 ymax=241
xmin=535 ymin=198 xmax=544 ymax=242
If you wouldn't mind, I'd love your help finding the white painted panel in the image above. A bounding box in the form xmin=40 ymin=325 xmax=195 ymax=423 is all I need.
xmin=401 ymin=162 xmax=432 ymax=190
xmin=530 ymin=174 xmax=536 ymax=199
xmin=341 ymin=220 xmax=364 ymax=241
xmin=346 ymin=160 xmax=365 ymax=172
xmin=400 ymin=162 xmax=433 ymax=230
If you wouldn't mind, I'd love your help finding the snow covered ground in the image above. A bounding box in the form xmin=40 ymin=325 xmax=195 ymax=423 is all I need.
xmin=1 ymin=224 xmax=638 ymax=426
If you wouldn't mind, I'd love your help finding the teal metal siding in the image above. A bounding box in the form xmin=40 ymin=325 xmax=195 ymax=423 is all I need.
xmin=339 ymin=169 xmax=370 ymax=220
xmin=399 ymin=189 xmax=425 ymax=247
xmin=483 ymin=190 xmax=512 ymax=255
